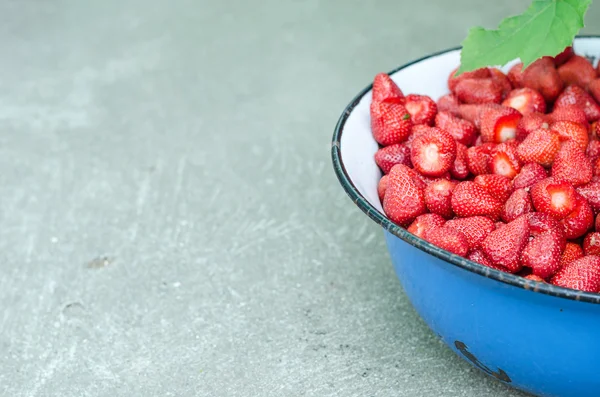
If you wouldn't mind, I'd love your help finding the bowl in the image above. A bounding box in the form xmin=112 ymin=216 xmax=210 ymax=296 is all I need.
xmin=331 ymin=36 xmax=600 ymax=397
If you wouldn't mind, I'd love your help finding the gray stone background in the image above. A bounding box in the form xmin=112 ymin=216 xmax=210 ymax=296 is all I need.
xmin=0 ymin=1 xmax=595 ymax=396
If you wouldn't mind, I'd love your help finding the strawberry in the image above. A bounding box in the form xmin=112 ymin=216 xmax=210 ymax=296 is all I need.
xmin=417 ymin=172 xmax=451 ymax=187
xmin=551 ymin=255 xmax=600 ymax=292
xmin=489 ymin=143 xmax=522 ymax=179
xmin=516 ymin=112 xmax=550 ymax=141
xmin=576 ymin=182 xmax=600 ymax=213
xmin=561 ymin=242 xmax=584 ymax=267
xmin=448 ymin=67 xmax=491 ymax=92
xmin=595 ymin=157 xmax=600 ymax=177
xmin=405 ymin=94 xmax=437 ymax=126
xmin=407 ymin=213 xmax=446 ymax=238
xmin=383 ymin=164 xmax=427 ymax=226
xmin=551 ymin=141 xmax=593 ymax=187
xmin=374 ymin=144 xmax=412 ymax=174
xmin=557 ymin=55 xmax=596 ymax=88
xmin=372 ymin=73 xmax=405 ymax=103
xmin=480 ymin=106 xmax=522 ymax=143
xmin=516 ymin=128 xmax=561 ymax=167
xmin=527 ymin=212 xmax=562 ymax=235
xmin=450 ymin=143 xmax=470 ymax=180
xmin=435 ymin=111 xmax=476 ymax=146
xmin=521 ymin=57 xmax=563 ymax=102
xmin=466 ymin=143 xmax=494 ymax=175
xmin=513 ymin=163 xmax=548 ymax=190
xmin=455 ymin=78 xmax=503 ymax=104
xmin=451 ymin=181 xmax=502 ymax=220
xmin=507 ymin=63 xmax=524 ymax=88
xmin=502 ymin=88 xmax=546 ymax=115
xmin=548 ymin=105 xmax=588 ymax=125
xmin=587 ymin=141 xmax=600 ymax=163
xmin=583 ymin=232 xmax=600 ymax=256
xmin=436 ymin=94 xmax=461 ymax=115
xmin=521 ymin=228 xmax=565 ymax=278
xmin=561 ymin=196 xmax=594 ymax=239
xmin=553 ymin=46 xmax=574 ymax=66
xmin=502 ymin=188 xmax=533 ymax=222
xmin=482 ymin=215 xmax=530 ymax=272
xmin=530 ymin=177 xmax=577 ymax=219
xmin=423 ymin=225 xmax=470 ymax=257
xmin=524 ymin=274 xmax=546 ymax=282
xmin=550 ymin=121 xmax=589 ymax=151
xmin=370 ymin=101 xmax=413 ymax=146
xmin=410 ymin=127 xmax=457 ymax=177
xmin=378 ymin=175 xmax=389 ymax=201
xmin=457 ymin=103 xmax=504 ymax=128
xmin=474 ymin=174 xmax=514 ymax=203
xmin=489 ymin=68 xmax=513 ymax=98
xmin=597 ymin=213 xmax=600 ymax=231
xmin=587 ymin=78 xmax=600 ymax=104
xmin=554 ymin=85 xmax=600 ymax=122
xmin=446 ymin=216 xmax=496 ymax=250
xmin=424 ymin=179 xmax=456 ymax=219
xmin=468 ymin=249 xmax=508 ymax=271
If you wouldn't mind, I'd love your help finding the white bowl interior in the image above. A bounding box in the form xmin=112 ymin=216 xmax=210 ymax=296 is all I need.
xmin=340 ymin=37 xmax=600 ymax=214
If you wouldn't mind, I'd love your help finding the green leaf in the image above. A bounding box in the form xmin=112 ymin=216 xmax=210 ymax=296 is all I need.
xmin=457 ymin=0 xmax=591 ymax=75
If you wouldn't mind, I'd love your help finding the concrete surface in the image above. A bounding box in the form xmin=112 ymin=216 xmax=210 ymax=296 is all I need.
xmin=0 ymin=0 xmax=596 ymax=396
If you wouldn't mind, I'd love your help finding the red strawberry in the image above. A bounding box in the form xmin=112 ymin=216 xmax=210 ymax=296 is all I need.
xmin=455 ymin=78 xmax=503 ymax=104
xmin=468 ymin=249 xmax=508 ymax=271
xmin=474 ymin=174 xmax=514 ymax=203
xmin=549 ymin=105 xmax=588 ymax=125
xmin=451 ymin=181 xmax=503 ymax=220
xmin=502 ymin=88 xmax=546 ymax=115
xmin=597 ymin=213 xmax=600 ymax=231
xmin=378 ymin=175 xmax=389 ymax=201
xmin=448 ymin=67 xmax=491 ymax=92
xmin=374 ymin=144 xmax=412 ymax=174
xmin=516 ymin=112 xmax=550 ymax=141
xmin=588 ymin=78 xmax=600 ymax=104
xmin=405 ymin=94 xmax=437 ymax=126
xmin=530 ymin=177 xmax=577 ymax=219
xmin=489 ymin=143 xmax=522 ymax=179
xmin=370 ymin=101 xmax=413 ymax=146
xmin=383 ymin=164 xmax=427 ymax=226
xmin=436 ymin=94 xmax=461 ymax=115
xmin=410 ymin=127 xmax=457 ymax=177
xmin=527 ymin=212 xmax=562 ymax=235
xmin=554 ymin=85 xmax=600 ymax=122
xmin=553 ymin=46 xmax=574 ymax=66
xmin=424 ymin=179 xmax=456 ymax=219
xmin=466 ymin=143 xmax=495 ymax=175
xmin=417 ymin=172 xmax=451 ymax=187
xmin=557 ymin=55 xmax=596 ymax=88
xmin=524 ymin=274 xmax=546 ymax=282
xmin=446 ymin=216 xmax=496 ymax=250
xmin=507 ymin=63 xmax=524 ymax=88
xmin=480 ymin=106 xmax=522 ymax=143
xmin=551 ymin=256 xmax=600 ymax=292
xmin=584 ymin=232 xmax=600 ymax=256
xmin=521 ymin=227 xmax=565 ymax=278
xmin=561 ymin=242 xmax=584 ymax=267
xmin=551 ymin=121 xmax=589 ymax=151
xmin=516 ymin=128 xmax=561 ymax=167
xmin=482 ymin=215 xmax=530 ymax=272
xmin=587 ymin=141 xmax=600 ymax=163
xmin=576 ymin=182 xmax=600 ymax=213
xmin=551 ymin=141 xmax=593 ymax=186
xmin=435 ymin=111 xmax=476 ymax=146
xmin=407 ymin=213 xmax=446 ymax=238
xmin=561 ymin=196 xmax=594 ymax=239
xmin=522 ymin=57 xmax=563 ymax=102
xmin=451 ymin=143 xmax=470 ymax=180
xmin=595 ymin=157 xmax=600 ymax=177
xmin=513 ymin=163 xmax=548 ymax=190
xmin=372 ymin=73 xmax=405 ymax=103
xmin=502 ymin=188 xmax=533 ymax=222
xmin=457 ymin=103 xmax=504 ymax=128
xmin=423 ymin=225 xmax=469 ymax=257
xmin=489 ymin=68 xmax=513 ymax=98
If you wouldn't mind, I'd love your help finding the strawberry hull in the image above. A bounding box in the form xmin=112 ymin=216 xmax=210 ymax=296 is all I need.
xmin=332 ymin=37 xmax=600 ymax=397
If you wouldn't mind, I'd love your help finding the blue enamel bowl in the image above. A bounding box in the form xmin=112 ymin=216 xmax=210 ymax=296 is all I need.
xmin=331 ymin=36 xmax=600 ymax=397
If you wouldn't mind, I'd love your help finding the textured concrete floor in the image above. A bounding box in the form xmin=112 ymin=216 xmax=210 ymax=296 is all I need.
xmin=1 ymin=1 xmax=596 ymax=396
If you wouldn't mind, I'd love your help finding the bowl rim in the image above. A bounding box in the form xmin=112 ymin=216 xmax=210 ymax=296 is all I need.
xmin=331 ymin=36 xmax=600 ymax=304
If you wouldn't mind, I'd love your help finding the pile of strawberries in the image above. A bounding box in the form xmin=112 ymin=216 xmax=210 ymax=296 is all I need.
xmin=372 ymin=47 xmax=600 ymax=293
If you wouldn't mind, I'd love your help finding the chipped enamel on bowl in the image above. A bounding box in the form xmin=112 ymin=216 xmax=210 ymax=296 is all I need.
xmin=332 ymin=36 xmax=600 ymax=397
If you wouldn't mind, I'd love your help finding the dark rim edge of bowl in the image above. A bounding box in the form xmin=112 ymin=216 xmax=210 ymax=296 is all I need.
xmin=331 ymin=36 xmax=600 ymax=305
